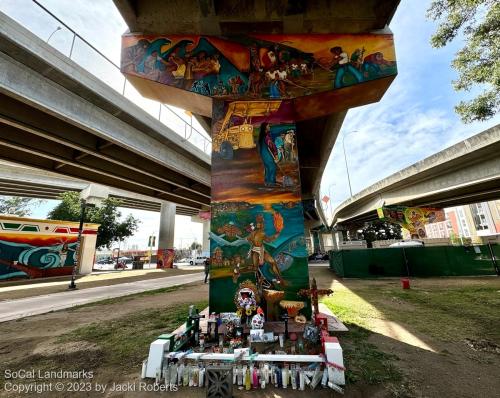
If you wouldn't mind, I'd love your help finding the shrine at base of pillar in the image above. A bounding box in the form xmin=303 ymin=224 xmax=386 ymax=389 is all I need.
xmin=123 ymin=29 xmax=397 ymax=395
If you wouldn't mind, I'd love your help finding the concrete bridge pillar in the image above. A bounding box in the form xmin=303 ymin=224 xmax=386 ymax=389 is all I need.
xmin=191 ymin=215 xmax=210 ymax=254
xmin=120 ymin=30 xmax=397 ymax=315
xmin=209 ymin=100 xmax=311 ymax=314
xmin=202 ymin=219 xmax=210 ymax=253
xmin=158 ymin=201 xmax=176 ymax=250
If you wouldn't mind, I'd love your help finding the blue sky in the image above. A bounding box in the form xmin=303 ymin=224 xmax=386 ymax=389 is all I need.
xmin=1 ymin=0 xmax=498 ymax=243
xmin=319 ymin=1 xmax=500 ymax=219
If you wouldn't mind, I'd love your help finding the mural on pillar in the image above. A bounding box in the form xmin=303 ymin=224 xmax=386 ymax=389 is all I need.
xmin=0 ymin=217 xmax=98 ymax=281
xmin=121 ymin=33 xmax=396 ymax=100
xmin=209 ymin=99 xmax=310 ymax=316
xmin=377 ymin=206 xmax=446 ymax=239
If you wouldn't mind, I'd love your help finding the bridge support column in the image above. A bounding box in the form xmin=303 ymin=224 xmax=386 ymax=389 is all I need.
xmin=209 ymin=100 xmax=310 ymax=316
xmin=332 ymin=231 xmax=344 ymax=251
xmin=202 ymin=219 xmax=210 ymax=253
xmin=191 ymin=216 xmax=211 ymax=254
xmin=159 ymin=201 xmax=176 ymax=248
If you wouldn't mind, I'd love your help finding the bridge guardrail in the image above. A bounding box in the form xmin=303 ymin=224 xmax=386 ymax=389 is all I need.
xmin=1 ymin=0 xmax=212 ymax=155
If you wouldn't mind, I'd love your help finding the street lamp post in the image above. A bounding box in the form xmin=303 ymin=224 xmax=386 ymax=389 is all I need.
xmin=68 ymin=200 xmax=95 ymax=290
xmin=342 ymin=131 xmax=358 ymax=197
xmin=46 ymin=26 xmax=62 ymax=43
xmin=328 ymin=183 xmax=336 ymax=220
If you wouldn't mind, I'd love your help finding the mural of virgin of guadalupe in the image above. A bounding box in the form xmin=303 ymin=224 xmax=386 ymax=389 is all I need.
xmin=258 ymin=122 xmax=278 ymax=187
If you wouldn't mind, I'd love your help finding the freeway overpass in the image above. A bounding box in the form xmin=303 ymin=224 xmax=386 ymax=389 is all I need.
xmin=0 ymin=1 xmax=400 ymax=261
xmin=113 ymin=0 xmax=400 ymax=232
xmin=0 ymin=160 xmax=199 ymax=215
xmin=332 ymin=124 xmax=500 ymax=227
xmin=0 ymin=11 xmax=211 ymax=214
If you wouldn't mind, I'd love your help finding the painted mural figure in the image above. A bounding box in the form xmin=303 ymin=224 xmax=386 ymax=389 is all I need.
xmin=284 ymin=130 xmax=296 ymax=161
xmin=329 ymin=46 xmax=364 ymax=88
xmin=57 ymin=242 xmax=70 ymax=267
xmin=121 ymin=38 xmax=149 ymax=73
xmin=258 ymin=122 xmax=278 ymax=186
xmin=275 ymin=132 xmax=285 ymax=161
xmin=362 ymin=52 xmax=396 ymax=77
xmin=247 ymin=214 xmax=285 ymax=287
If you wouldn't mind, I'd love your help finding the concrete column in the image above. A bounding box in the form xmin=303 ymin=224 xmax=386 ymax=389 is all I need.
xmin=311 ymin=230 xmax=321 ymax=253
xmin=158 ymin=201 xmax=176 ymax=249
xmin=202 ymin=219 xmax=210 ymax=253
xmin=332 ymin=231 xmax=344 ymax=251
xmin=210 ymin=99 xmax=311 ymax=316
xmin=191 ymin=216 xmax=210 ymax=254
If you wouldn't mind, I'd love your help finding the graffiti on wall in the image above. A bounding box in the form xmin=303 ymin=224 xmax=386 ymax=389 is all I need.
xmin=122 ymin=33 xmax=396 ymax=100
xmin=377 ymin=206 xmax=446 ymax=239
xmin=0 ymin=218 xmax=98 ymax=281
xmin=209 ymin=99 xmax=310 ymax=315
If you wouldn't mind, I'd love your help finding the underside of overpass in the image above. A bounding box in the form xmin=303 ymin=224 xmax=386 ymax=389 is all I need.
xmin=0 ymin=161 xmax=199 ymax=215
xmin=114 ymin=0 xmax=400 ymax=221
xmin=0 ymin=11 xmax=211 ymax=214
xmin=332 ymin=124 xmax=500 ymax=227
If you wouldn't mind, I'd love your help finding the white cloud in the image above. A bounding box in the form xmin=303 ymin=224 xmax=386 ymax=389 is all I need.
xmin=321 ymin=0 xmax=500 ymax=220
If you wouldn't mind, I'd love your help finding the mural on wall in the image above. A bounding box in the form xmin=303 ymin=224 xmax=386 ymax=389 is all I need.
xmin=0 ymin=217 xmax=98 ymax=281
xmin=209 ymin=99 xmax=310 ymax=316
xmin=377 ymin=206 xmax=446 ymax=239
xmin=122 ymin=33 xmax=396 ymax=100
xmin=157 ymin=248 xmax=175 ymax=269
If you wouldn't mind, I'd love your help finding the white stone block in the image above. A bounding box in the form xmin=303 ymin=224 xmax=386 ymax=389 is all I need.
xmin=325 ymin=341 xmax=345 ymax=385
xmin=145 ymin=339 xmax=169 ymax=378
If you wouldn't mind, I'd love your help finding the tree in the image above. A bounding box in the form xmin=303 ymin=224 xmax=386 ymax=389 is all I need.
xmin=0 ymin=196 xmax=43 ymax=217
xmin=357 ymin=220 xmax=402 ymax=248
xmin=48 ymin=192 xmax=140 ymax=249
xmin=427 ymin=0 xmax=500 ymax=122
xmin=190 ymin=241 xmax=202 ymax=253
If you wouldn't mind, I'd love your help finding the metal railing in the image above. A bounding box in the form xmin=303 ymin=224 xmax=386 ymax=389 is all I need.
xmin=1 ymin=0 xmax=211 ymax=155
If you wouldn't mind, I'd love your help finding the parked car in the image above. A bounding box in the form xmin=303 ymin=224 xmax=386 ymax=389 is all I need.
xmin=190 ymin=256 xmax=208 ymax=265
xmin=96 ymin=258 xmax=114 ymax=265
xmin=389 ymin=240 xmax=424 ymax=248
xmin=308 ymin=252 xmax=329 ymax=261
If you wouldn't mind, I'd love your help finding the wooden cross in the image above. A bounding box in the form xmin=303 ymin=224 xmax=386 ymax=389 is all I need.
xmin=298 ymin=278 xmax=333 ymax=315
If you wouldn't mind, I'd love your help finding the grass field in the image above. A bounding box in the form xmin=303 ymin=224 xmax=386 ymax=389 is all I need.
xmin=320 ymin=271 xmax=500 ymax=397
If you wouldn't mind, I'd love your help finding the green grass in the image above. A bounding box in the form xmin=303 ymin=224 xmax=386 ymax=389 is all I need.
xmin=321 ymin=280 xmax=500 ymax=395
xmin=387 ymin=286 xmax=500 ymax=343
xmin=341 ymin=324 xmax=402 ymax=386
xmin=1 ymin=299 xmax=208 ymax=383
xmin=66 ymin=285 xmax=184 ymax=310
xmin=60 ymin=300 xmax=208 ymax=369
xmin=324 ymin=283 xmax=500 ymax=343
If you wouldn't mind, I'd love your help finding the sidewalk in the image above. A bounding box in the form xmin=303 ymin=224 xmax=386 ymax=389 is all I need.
xmin=0 ymin=272 xmax=204 ymax=323
xmin=0 ymin=265 xmax=201 ymax=301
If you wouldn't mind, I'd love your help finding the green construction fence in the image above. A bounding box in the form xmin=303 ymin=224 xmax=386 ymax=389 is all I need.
xmin=329 ymin=245 xmax=499 ymax=278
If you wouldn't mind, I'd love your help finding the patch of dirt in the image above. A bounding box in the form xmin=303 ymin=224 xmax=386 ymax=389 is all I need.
xmin=0 ymin=282 xmax=208 ymax=366
xmin=464 ymin=338 xmax=500 ymax=355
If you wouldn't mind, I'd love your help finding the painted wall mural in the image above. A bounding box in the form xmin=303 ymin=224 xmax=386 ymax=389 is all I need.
xmin=209 ymin=99 xmax=310 ymax=316
xmin=377 ymin=206 xmax=446 ymax=239
xmin=157 ymin=248 xmax=175 ymax=269
xmin=121 ymin=33 xmax=396 ymax=101
xmin=0 ymin=217 xmax=99 ymax=281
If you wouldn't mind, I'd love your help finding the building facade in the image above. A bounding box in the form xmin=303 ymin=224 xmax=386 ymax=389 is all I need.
xmin=425 ymin=200 xmax=500 ymax=243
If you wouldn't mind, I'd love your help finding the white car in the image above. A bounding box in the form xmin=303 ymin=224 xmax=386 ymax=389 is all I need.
xmin=189 ymin=256 xmax=208 ymax=265
xmin=389 ymin=240 xmax=424 ymax=248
